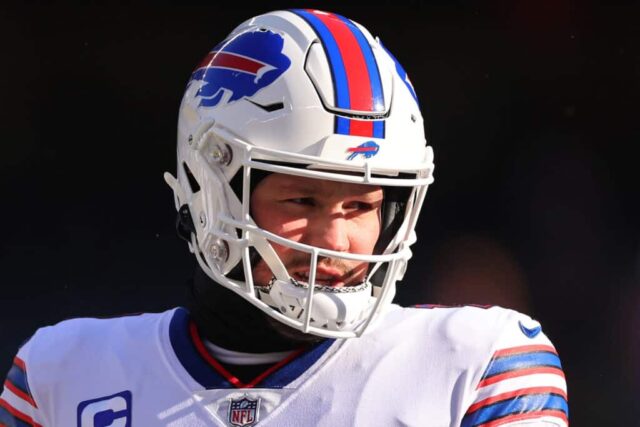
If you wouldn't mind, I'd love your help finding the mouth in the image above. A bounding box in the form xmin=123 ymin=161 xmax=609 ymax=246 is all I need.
xmin=292 ymin=270 xmax=347 ymax=288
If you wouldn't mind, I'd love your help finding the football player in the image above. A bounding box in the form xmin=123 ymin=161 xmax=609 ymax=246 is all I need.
xmin=1 ymin=9 xmax=568 ymax=426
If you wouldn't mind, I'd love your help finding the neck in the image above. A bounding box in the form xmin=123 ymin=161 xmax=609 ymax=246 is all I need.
xmin=187 ymin=265 xmax=322 ymax=353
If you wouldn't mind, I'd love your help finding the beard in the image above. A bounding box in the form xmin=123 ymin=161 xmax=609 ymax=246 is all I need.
xmin=253 ymin=251 xmax=369 ymax=289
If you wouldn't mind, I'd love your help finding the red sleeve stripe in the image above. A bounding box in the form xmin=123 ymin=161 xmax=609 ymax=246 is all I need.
xmin=12 ymin=358 xmax=26 ymax=372
xmin=467 ymin=386 xmax=568 ymax=413
xmin=476 ymin=409 xmax=568 ymax=426
xmin=6 ymin=359 xmax=36 ymax=409
xmin=0 ymin=398 xmax=42 ymax=427
xmin=3 ymin=380 xmax=37 ymax=408
xmin=478 ymin=366 xmax=565 ymax=388
xmin=493 ymin=345 xmax=557 ymax=358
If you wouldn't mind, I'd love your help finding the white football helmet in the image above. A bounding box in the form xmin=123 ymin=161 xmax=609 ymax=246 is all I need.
xmin=164 ymin=9 xmax=435 ymax=338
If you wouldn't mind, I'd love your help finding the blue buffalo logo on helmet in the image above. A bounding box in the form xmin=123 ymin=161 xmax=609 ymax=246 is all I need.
xmin=346 ymin=140 xmax=380 ymax=160
xmin=189 ymin=29 xmax=291 ymax=108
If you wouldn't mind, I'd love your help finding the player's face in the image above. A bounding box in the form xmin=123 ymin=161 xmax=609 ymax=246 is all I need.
xmin=251 ymin=173 xmax=383 ymax=288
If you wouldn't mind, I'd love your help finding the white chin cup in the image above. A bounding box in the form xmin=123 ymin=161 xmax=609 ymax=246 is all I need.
xmin=266 ymin=279 xmax=375 ymax=331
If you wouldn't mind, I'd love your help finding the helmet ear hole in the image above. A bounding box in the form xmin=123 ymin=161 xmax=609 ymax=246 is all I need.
xmin=228 ymin=167 xmax=272 ymax=204
xmin=182 ymin=162 xmax=201 ymax=193
xmin=374 ymin=186 xmax=412 ymax=255
xmin=176 ymin=204 xmax=196 ymax=243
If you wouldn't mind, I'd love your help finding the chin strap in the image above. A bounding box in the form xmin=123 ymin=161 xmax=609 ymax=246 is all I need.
xmin=188 ymin=265 xmax=321 ymax=352
xmin=164 ymin=172 xmax=196 ymax=245
xmin=164 ymin=172 xmax=185 ymax=207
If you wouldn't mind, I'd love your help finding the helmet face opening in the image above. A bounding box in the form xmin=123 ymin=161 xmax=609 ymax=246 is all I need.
xmin=166 ymin=9 xmax=435 ymax=338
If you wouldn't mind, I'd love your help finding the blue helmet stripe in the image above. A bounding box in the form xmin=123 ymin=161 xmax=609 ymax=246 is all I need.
xmin=373 ymin=120 xmax=385 ymax=138
xmin=380 ymin=41 xmax=419 ymax=105
xmin=336 ymin=116 xmax=351 ymax=134
xmin=292 ymin=9 xmax=350 ymax=110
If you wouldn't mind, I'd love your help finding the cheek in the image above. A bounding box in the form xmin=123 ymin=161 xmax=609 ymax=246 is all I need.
xmin=262 ymin=218 xmax=307 ymax=262
xmin=257 ymin=213 xmax=308 ymax=243
xmin=350 ymin=214 xmax=381 ymax=254
xmin=252 ymin=209 xmax=307 ymax=260
xmin=250 ymin=219 xmax=305 ymax=285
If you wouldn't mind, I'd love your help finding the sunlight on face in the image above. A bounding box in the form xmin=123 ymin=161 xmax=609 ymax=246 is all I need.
xmin=250 ymin=173 xmax=383 ymax=287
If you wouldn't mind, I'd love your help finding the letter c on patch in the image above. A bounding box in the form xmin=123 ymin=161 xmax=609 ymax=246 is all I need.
xmin=77 ymin=390 xmax=132 ymax=427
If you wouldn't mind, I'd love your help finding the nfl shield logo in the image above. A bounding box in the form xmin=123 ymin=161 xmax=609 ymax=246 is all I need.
xmin=228 ymin=396 xmax=260 ymax=426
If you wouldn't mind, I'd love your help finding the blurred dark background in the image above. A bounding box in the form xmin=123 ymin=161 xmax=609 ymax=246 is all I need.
xmin=1 ymin=2 xmax=637 ymax=425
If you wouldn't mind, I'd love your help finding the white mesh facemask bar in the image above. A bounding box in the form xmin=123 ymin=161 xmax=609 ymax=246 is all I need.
xmin=357 ymin=257 xmax=402 ymax=334
xmin=238 ymin=146 xmax=289 ymax=293
xmin=303 ymin=248 xmax=319 ymax=333
xmin=241 ymin=152 xmax=254 ymax=296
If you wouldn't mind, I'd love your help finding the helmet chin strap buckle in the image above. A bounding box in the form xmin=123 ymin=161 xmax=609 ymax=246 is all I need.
xmin=175 ymin=204 xmax=196 ymax=244
xmin=261 ymin=277 xmax=374 ymax=333
xmin=164 ymin=171 xmax=196 ymax=244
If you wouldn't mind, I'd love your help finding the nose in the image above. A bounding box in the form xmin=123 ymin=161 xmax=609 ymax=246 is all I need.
xmin=305 ymin=211 xmax=350 ymax=253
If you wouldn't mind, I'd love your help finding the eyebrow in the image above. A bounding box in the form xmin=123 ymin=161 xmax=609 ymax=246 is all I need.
xmin=278 ymin=183 xmax=318 ymax=194
xmin=277 ymin=181 xmax=383 ymax=200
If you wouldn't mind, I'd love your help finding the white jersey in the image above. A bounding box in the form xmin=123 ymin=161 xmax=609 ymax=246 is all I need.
xmin=1 ymin=305 xmax=568 ymax=427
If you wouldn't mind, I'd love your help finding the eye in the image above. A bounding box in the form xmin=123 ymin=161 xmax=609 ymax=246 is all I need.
xmin=346 ymin=201 xmax=376 ymax=211
xmin=285 ymin=197 xmax=315 ymax=206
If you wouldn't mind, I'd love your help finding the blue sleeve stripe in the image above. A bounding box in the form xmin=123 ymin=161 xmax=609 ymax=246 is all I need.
xmin=5 ymin=365 xmax=30 ymax=401
xmin=461 ymin=393 xmax=568 ymax=427
xmin=0 ymin=399 xmax=33 ymax=427
xmin=484 ymin=351 xmax=562 ymax=378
